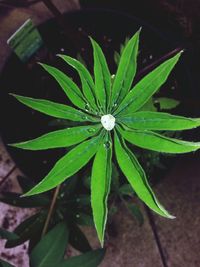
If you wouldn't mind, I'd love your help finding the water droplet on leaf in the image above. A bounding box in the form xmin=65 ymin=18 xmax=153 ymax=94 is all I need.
xmin=87 ymin=128 xmax=96 ymax=133
xmin=85 ymin=103 xmax=90 ymax=112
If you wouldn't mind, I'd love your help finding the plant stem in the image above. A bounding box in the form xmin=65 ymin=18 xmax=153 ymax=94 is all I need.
xmin=41 ymin=185 xmax=61 ymax=237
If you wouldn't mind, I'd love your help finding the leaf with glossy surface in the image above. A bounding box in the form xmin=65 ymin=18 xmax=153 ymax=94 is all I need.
xmin=59 ymin=249 xmax=105 ymax=267
xmin=24 ymin=134 xmax=103 ymax=196
xmin=114 ymin=132 xmax=174 ymax=218
xmin=119 ymin=111 xmax=200 ymax=131
xmin=30 ymin=222 xmax=69 ymax=267
xmin=90 ymin=38 xmax=111 ymax=111
xmin=115 ymin=51 xmax=182 ymax=115
xmin=111 ymin=29 xmax=140 ymax=107
xmin=40 ymin=63 xmax=86 ymax=109
xmin=11 ymin=94 xmax=97 ymax=122
xmin=10 ymin=124 xmax=101 ymax=150
xmin=91 ymin=135 xmax=112 ymax=246
xmin=119 ymin=127 xmax=200 ymax=153
xmin=58 ymin=55 xmax=98 ymax=111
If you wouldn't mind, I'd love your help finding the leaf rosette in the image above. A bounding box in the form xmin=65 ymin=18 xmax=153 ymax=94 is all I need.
xmin=10 ymin=29 xmax=200 ymax=246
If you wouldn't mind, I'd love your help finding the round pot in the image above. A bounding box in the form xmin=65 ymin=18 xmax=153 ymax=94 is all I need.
xmin=0 ymin=8 xmax=191 ymax=181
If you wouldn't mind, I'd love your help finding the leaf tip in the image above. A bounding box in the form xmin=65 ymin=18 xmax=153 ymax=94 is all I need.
xmin=9 ymin=93 xmax=17 ymax=98
xmin=138 ymin=26 xmax=142 ymax=33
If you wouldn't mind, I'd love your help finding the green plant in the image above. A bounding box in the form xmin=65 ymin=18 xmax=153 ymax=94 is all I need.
xmin=9 ymin=29 xmax=200 ymax=246
xmin=0 ymin=175 xmax=105 ymax=266
xmin=0 ymin=220 xmax=104 ymax=267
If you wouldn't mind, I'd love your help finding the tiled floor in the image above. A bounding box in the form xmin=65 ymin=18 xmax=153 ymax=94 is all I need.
xmin=0 ymin=1 xmax=200 ymax=266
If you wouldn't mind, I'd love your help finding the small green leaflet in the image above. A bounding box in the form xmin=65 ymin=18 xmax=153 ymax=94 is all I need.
xmin=118 ymin=126 xmax=200 ymax=153
xmin=30 ymin=222 xmax=69 ymax=267
xmin=118 ymin=111 xmax=200 ymax=131
xmin=23 ymin=134 xmax=103 ymax=196
xmin=91 ymin=134 xmax=112 ymax=246
xmin=111 ymin=28 xmax=140 ymax=107
xmin=10 ymin=124 xmax=101 ymax=150
xmin=39 ymin=63 xmax=86 ymax=110
xmin=114 ymin=51 xmax=182 ymax=115
xmin=155 ymin=97 xmax=180 ymax=110
xmin=58 ymin=54 xmax=98 ymax=112
xmin=114 ymin=131 xmax=174 ymax=218
xmin=90 ymin=37 xmax=111 ymax=112
xmin=10 ymin=94 xmax=97 ymax=122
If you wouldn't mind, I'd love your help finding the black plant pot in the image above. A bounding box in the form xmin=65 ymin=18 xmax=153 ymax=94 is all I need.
xmin=0 ymin=8 xmax=192 ymax=182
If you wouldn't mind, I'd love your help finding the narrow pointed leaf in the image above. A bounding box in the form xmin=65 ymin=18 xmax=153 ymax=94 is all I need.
xmin=11 ymin=94 xmax=97 ymax=122
xmin=118 ymin=126 xmax=200 ymax=153
xmin=114 ymin=132 xmax=174 ymax=218
xmin=30 ymin=222 xmax=69 ymax=267
xmin=119 ymin=111 xmax=200 ymax=131
xmin=90 ymin=38 xmax=111 ymax=111
xmin=10 ymin=124 xmax=101 ymax=150
xmin=5 ymin=213 xmax=45 ymax=248
xmin=39 ymin=63 xmax=86 ymax=109
xmin=58 ymin=55 xmax=98 ymax=111
xmin=115 ymin=51 xmax=182 ymax=115
xmin=0 ymin=192 xmax=49 ymax=207
xmin=24 ymin=134 xmax=103 ymax=196
xmin=91 ymin=135 xmax=112 ymax=246
xmin=59 ymin=249 xmax=105 ymax=267
xmin=111 ymin=29 xmax=140 ymax=107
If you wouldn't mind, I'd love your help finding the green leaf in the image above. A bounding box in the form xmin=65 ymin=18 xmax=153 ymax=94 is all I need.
xmin=115 ymin=51 xmax=182 ymax=115
xmin=5 ymin=213 xmax=45 ymax=248
xmin=118 ymin=126 xmax=200 ymax=153
xmin=155 ymin=97 xmax=180 ymax=110
xmin=10 ymin=124 xmax=101 ymax=150
xmin=39 ymin=63 xmax=86 ymax=110
xmin=90 ymin=38 xmax=111 ymax=111
xmin=58 ymin=249 xmax=105 ymax=267
xmin=114 ymin=131 xmax=174 ymax=218
xmin=0 ymin=192 xmax=49 ymax=207
xmin=23 ymin=134 xmax=103 ymax=196
xmin=111 ymin=29 xmax=140 ymax=107
xmin=0 ymin=259 xmax=14 ymax=267
xmin=58 ymin=55 xmax=98 ymax=112
xmin=119 ymin=111 xmax=200 ymax=131
xmin=11 ymin=94 xmax=97 ymax=122
xmin=69 ymin=224 xmax=91 ymax=253
xmin=30 ymin=222 xmax=69 ymax=267
xmin=91 ymin=134 xmax=112 ymax=246
xmin=0 ymin=228 xmax=19 ymax=241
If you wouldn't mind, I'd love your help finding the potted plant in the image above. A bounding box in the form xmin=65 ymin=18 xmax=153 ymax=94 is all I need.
xmin=0 ymin=8 xmax=198 ymax=267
